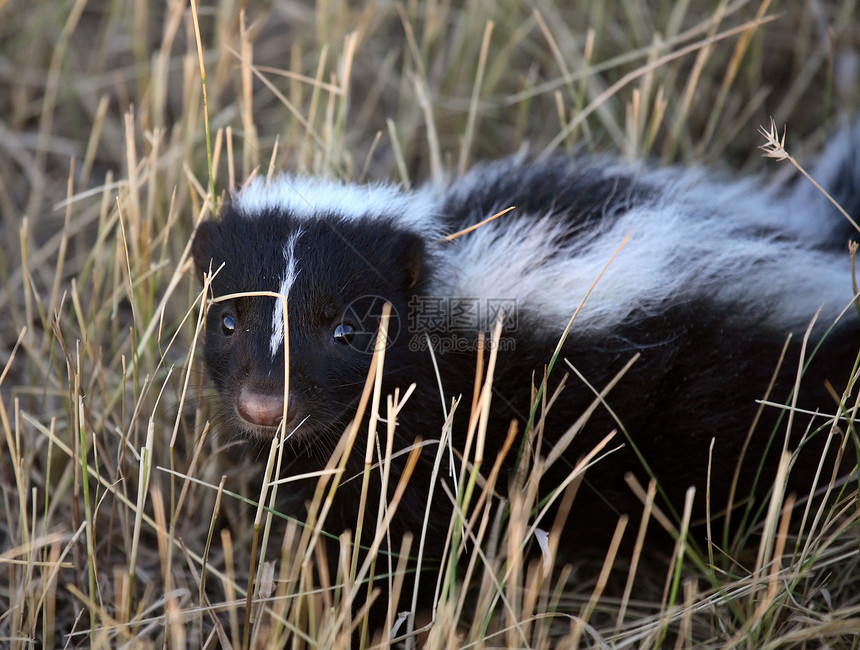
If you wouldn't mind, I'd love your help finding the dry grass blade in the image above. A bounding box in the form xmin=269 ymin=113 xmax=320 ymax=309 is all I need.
xmin=760 ymin=118 xmax=860 ymax=235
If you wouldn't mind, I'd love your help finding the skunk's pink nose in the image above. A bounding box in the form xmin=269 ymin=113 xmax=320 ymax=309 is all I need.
xmin=237 ymin=387 xmax=285 ymax=427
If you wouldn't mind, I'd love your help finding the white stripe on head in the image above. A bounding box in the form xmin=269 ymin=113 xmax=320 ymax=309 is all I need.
xmin=235 ymin=175 xmax=444 ymax=240
xmin=270 ymin=228 xmax=303 ymax=359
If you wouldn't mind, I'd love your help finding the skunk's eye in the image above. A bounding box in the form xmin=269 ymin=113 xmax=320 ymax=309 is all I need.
xmin=221 ymin=313 xmax=236 ymax=336
xmin=333 ymin=323 xmax=355 ymax=345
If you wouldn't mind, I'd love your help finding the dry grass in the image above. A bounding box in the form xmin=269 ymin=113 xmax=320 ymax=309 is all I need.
xmin=1 ymin=0 xmax=859 ymax=648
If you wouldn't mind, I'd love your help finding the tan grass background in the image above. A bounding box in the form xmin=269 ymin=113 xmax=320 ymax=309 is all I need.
xmin=1 ymin=1 xmax=859 ymax=648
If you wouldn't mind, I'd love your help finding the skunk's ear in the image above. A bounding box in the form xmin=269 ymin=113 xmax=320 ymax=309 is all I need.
xmin=393 ymin=230 xmax=427 ymax=292
xmin=191 ymin=220 xmax=222 ymax=284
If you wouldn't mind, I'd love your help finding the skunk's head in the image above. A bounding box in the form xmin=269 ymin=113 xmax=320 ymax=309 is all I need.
xmin=192 ymin=186 xmax=429 ymax=450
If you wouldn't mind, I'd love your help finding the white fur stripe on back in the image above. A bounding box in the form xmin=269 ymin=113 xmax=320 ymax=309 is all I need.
xmin=436 ymin=163 xmax=852 ymax=337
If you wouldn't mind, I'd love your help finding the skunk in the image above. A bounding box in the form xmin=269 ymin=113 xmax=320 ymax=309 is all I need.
xmin=192 ymin=124 xmax=859 ymax=618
